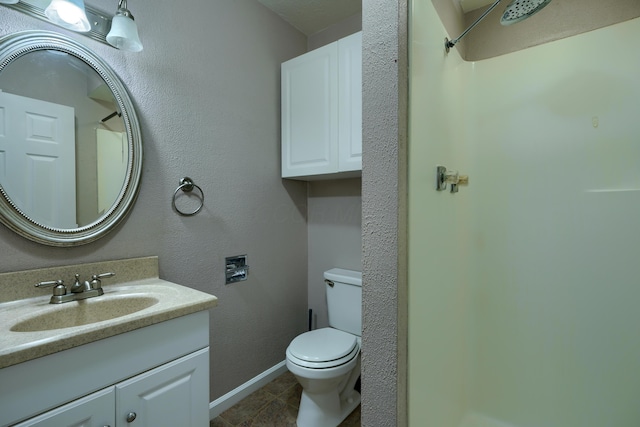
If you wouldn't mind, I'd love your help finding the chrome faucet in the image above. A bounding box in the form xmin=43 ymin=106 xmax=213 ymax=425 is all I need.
xmin=35 ymin=272 xmax=115 ymax=304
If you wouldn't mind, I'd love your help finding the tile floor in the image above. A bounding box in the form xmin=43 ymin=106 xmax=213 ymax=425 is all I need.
xmin=210 ymin=371 xmax=361 ymax=426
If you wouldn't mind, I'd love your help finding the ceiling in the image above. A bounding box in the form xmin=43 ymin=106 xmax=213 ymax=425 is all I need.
xmin=254 ymin=0 xmax=500 ymax=36
xmin=256 ymin=0 xmax=362 ymax=36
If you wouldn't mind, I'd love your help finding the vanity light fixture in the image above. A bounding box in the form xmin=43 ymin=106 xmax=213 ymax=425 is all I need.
xmin=0 ymin=0 xmax=143 ymax=51
xmin=44 ymin=0 xmax=91 ymax=32
xmin=106 ymin=0 xmax=143 ymax=52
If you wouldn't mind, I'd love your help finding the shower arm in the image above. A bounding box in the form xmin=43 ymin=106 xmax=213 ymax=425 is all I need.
xmin=445 ymin=0 xmax=503 ymax=53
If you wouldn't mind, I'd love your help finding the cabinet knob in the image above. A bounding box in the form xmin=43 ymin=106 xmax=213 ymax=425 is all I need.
xmin=126 ymin=412 xmax=137 ymax=422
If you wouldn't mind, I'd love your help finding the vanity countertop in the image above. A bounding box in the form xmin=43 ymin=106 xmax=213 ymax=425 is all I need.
xmin=0 ymin=257 xmax=217 ymax=369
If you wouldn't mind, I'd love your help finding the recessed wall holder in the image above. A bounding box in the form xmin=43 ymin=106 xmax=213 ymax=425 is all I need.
xmin=437 ymin=165 xmax=469 ymax=193
xmin=226 ymin=255 xmax=249 ymax=284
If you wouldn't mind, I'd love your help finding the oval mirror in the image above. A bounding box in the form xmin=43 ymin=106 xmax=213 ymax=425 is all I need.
xmin=0 ymin=31 xmax=142 ymax=246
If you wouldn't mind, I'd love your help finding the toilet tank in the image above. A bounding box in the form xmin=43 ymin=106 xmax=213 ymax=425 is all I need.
xmin=324 ymin=268 xmax=362 ymax=336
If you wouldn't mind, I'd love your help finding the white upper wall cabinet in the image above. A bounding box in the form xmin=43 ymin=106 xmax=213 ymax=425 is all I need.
xmin=281 ymin=31 xmax=362 ymax=180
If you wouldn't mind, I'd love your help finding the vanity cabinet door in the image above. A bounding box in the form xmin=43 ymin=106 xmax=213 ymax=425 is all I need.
xmin=13 ymin=387 xmax=115 ymax=427
xmin=115 ymin=348 xmax=209 ymax=427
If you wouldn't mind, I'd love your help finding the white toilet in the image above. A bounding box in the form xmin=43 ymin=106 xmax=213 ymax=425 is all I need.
xmin=286 ymin=268 xmax=362 ymax=427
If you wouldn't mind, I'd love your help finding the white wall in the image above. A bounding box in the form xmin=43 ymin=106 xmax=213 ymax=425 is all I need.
xmin=0 ymin=0 xmax=309 ymax=402
xmin=409 ymin=0 xmax=640 ymax=423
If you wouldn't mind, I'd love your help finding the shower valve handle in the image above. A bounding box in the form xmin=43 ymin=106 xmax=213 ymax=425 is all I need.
xmin=436 ymin=166 xmax=469 ymax=193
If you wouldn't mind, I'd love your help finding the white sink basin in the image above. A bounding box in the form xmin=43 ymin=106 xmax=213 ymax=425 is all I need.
xmin=10 ymin=295 xmax=159 ymax=332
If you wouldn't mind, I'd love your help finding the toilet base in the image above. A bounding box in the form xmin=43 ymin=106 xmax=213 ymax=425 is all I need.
xmin=296 ymin=388 xmax=361 ymax=427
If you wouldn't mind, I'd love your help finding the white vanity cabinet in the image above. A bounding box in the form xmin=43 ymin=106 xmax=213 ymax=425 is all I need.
xmin=14 ymin=388 xmax=116 ymax=427
xmin=281 ymin=31 xmax=362 ymax=180
xmin=15 ymin=349 xmax=208 ymax=427
xmin=1 ymin=311 xmax=211 ymax=427
xmin=115 ymin=348 xmax=208 ymax=427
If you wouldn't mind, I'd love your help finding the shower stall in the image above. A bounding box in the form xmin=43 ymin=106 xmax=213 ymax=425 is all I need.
xmin=407 ymin=1 xmax=640 ymax=426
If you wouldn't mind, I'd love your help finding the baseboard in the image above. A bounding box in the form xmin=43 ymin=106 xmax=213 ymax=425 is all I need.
xmin=209 ymin=360 xmax=288 ymax=419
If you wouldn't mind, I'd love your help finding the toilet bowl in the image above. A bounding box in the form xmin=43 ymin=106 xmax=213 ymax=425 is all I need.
xmin=286 ymin=268 xmax=362 ymax=427
xmin=286 ymin=328 xmax=361 ymax=427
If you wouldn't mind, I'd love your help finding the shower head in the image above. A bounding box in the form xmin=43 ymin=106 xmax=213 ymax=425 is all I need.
xmin=500 ymin=0 xmax=552 ymax=25
xmin=445 ymin=0 xmax=553 ymax=52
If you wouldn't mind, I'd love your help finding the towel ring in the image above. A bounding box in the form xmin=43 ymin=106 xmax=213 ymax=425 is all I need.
xmin=172 ymin=177 xmax=204 ymax=216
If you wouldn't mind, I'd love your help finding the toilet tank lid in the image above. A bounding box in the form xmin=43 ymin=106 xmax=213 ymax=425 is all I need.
xmin=324 ymin=268 xmax=362 ymax=287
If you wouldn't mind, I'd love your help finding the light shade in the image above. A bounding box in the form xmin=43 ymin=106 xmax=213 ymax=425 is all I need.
xmin=106 ymin=12 xmax=143 ymax=52
xmin=44 ymin=0 xmax=91 ymax=32
xmin=0 ymin=0 xmax=20 ymax=4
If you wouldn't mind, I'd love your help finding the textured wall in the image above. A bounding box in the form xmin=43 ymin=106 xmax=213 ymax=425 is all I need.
xmin=0 ymin=0 xmax=308 ymax=401
xmin=362 ymin=0 xmax=408 ymax=425
xmin=307 ymin=178 xmax=362 ymax=330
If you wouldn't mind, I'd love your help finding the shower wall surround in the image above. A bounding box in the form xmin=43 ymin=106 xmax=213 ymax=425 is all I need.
xmin=0 ymin=0 xmax=309 ymax=403
xmin=465 ymin=17 xmax=640 ymax=426
xmin=409 ymin=0 xmax=640 ymax=423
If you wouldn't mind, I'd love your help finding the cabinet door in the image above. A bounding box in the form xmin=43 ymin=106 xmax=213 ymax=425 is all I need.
xmin=115 ymin=348 xmax=209 ymax=427
xmin=337 ymin=32 xmax=363 ymax=172
xmin=14 ymin=387 xmax=115 ymax=427
xmin=281 ymin=42 xmax=339 ymax=178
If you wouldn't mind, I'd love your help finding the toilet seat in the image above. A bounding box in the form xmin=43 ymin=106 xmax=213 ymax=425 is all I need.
xmin=287 ymin=328 xmax=359 ymax=369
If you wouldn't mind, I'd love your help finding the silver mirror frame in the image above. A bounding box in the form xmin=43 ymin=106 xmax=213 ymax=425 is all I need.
xmin=0 ymin=30 xmax=142 ymax=246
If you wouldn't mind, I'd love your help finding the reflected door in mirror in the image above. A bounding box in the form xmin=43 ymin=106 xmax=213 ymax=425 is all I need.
xmin=0 ymin=91 xmax=77 ymax=228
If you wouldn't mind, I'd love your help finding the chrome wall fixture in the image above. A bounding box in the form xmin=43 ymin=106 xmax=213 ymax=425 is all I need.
xmin=172 ymin=177 xmax=205 ymax=216
xmin=0 ymin=0 xmax=143 ymax=51
xmin=436 ymin=166 xmax=469 ymax=193
xmin=226 ymin=255 xmax=250 ymax=284
xmin=445 ymin=0 xmax=553 ymax=53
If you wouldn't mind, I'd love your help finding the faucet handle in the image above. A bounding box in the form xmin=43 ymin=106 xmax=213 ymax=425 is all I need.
xmin=35 ymin=279 xmax=67 ymax=297
xmin=35 ymin=279 xmax=63 ymax=288
xmin=90 ymin=272 xmax=115 ymax=290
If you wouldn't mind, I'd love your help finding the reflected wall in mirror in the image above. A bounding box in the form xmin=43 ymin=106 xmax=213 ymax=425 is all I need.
xmin=0 ymin=31 xmax=142 ymax=246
